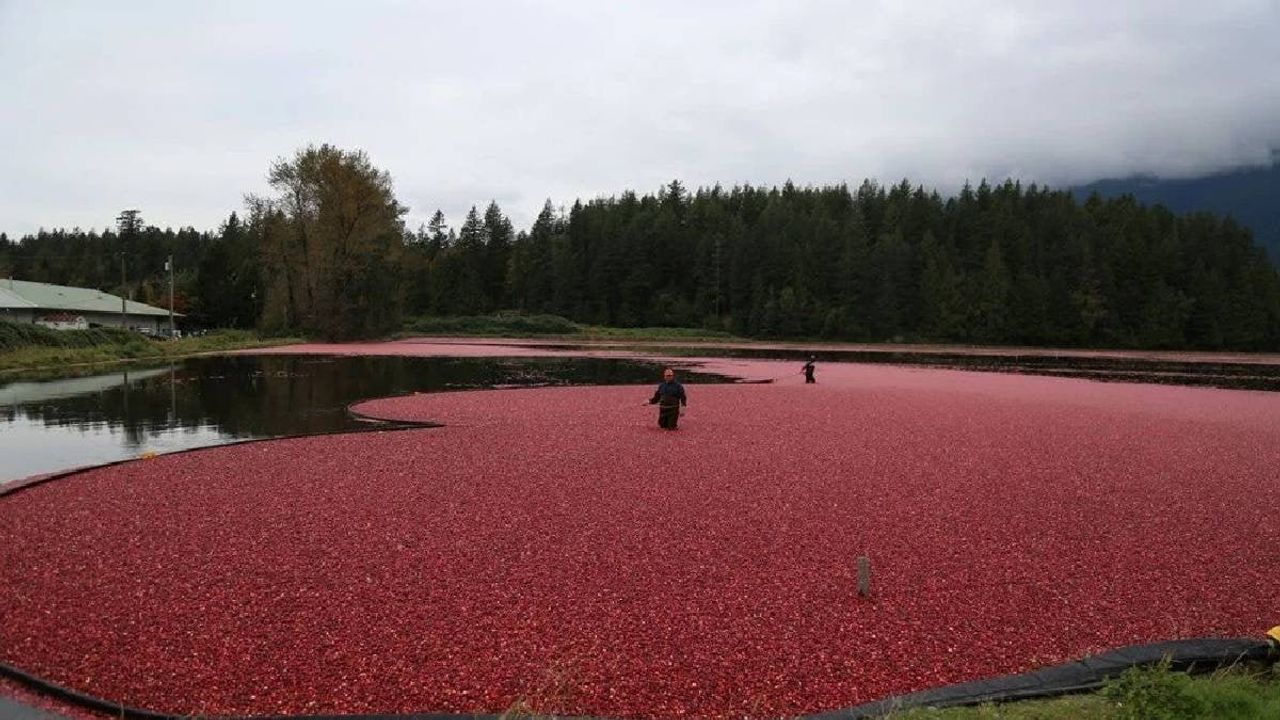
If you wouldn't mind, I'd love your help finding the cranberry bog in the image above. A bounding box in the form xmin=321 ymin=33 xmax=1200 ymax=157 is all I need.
xmin=240 ymin=336 xmax=1280 ymax=391
xmin=2 ymin=347 xmax=1278 ymax=719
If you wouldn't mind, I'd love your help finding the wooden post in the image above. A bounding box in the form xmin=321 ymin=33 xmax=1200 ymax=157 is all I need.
xmin=857 ymin=555 xmax=871 ymax=597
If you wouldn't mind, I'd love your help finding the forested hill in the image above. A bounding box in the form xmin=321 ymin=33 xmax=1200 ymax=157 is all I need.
xmin=1072 ymin=160 xmax=1280 ymax=263
xmin=500 ymin=180 xmax=1279 ymax=350
xmin=2 ymin=163 xmax=1279 ymax=351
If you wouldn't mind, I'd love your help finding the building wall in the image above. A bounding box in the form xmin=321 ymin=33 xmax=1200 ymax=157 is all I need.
xmin=1 ymin=309 xmax=168 ymax=333
xmin=0 ymin=309 xmax=36 ymax=325
xmin=35 ymin=313 xmax=90 ymax=331
xmin=81 ymin=311 xmax=168 ymax=333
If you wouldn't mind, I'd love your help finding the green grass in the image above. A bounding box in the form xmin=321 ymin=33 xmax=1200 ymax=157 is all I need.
xmin=0 ymin=324 xmax=301 ymax=375
xmin=574 ymin=325 xmax=737 ymax=341
xmin=888 ymin=694 xmax=1108 ymax=719
xmin=887 ymin=664 xmax=1280 ymax=720
xmin=401 ymin=313 xmax=738 ymax=341
xmin=403 ymin=313 xmax=583 ymax=337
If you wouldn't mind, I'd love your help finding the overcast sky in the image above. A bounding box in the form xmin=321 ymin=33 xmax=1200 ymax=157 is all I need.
xmin=2 ymin=0 xmax=1278 ymax=236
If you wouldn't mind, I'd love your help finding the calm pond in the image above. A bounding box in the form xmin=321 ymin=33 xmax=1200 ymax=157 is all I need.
xmin=0 ymin=355 xmax=728 ymax=483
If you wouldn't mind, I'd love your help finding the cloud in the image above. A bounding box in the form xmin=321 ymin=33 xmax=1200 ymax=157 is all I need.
xmin=2 ymin=0 xmax=1278 ymax=235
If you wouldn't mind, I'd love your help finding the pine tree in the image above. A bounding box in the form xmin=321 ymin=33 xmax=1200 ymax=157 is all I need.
xmin=919 ymin=231 xmax=965 ymax=340
xmin=448 ymin=206 xmax=491 ymax=314
xmin=974 ymin=238 xmax=1010 ymax=342
xmin=482 ymin=201 xmax=513 ymax=310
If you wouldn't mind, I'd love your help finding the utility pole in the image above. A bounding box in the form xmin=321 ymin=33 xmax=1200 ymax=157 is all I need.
xmin=166 ymin=255 xmax=175 ymax=338
xmin=119 ymin=252 xmax=127 ymax=327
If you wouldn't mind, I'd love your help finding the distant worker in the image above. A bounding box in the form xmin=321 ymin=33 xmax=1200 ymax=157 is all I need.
xmin=802 ymin=355 xmax=816 ymax=384
xmin=647 ymin=367 xmax=688 ymax=430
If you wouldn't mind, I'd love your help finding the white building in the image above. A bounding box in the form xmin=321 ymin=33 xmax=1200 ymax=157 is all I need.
xmin=0 ymin=279 xmax=178 ymax=333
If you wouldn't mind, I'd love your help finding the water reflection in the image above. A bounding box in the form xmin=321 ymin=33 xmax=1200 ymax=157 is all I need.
xmin=0 ymin=355 xmax=725 ymax=483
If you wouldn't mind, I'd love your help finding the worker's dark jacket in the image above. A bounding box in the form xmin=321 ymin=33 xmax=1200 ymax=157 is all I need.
xmin=649 ymin=380 xmax=687 ymax=430
xmin=650 ymin=381 xmax=687 ymax=407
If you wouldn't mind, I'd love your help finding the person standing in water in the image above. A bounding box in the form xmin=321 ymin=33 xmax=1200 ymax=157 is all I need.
xmin=802 ymin=355 xmax=817 ymax=384
xmin=647 ymin=367 xmax=687 ymax=430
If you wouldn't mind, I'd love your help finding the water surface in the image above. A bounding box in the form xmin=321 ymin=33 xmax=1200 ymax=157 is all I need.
xmin=0 ymin=355 xmax=726 ymax=483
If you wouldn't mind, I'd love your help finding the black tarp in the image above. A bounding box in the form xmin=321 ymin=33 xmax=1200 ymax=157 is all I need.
xmin=2 ymin=638 xmax=1273 ymax=719
xmin=807 ymin=638 xmax=1274 ymax=719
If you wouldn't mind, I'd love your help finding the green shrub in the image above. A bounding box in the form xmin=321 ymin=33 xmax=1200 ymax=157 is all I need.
xmin=579 ymin=325 xmax=735 ymax=339
xmin=402 ymin=313 xmax=741 ymax=340
xmin=887 ymin=665 xmax=1278 ymax=719
xmin=1103 ymin=660 xmax=1203 ymax=720
xmin=1 ymin=325 xmax=298 ymax=375
xmin=1192 ymin=666 xmax=1280 ymax=720
xmin=0 ymin=322 xmax=139 ymax=351
xmin=405 ymin=313 xmax=582 ymax=336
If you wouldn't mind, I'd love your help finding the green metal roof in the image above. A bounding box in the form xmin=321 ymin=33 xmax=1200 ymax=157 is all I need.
xmin=0 ymin=279 xmax=175 ymax=317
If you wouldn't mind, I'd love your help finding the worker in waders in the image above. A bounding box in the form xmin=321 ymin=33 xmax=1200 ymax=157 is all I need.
xmin=647 ymin=367 xmax=687 ymax=430
xmin=802 ymin=355 xmax=816 ymax=384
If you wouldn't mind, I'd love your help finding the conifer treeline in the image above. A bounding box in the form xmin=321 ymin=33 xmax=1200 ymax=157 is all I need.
xmin=494 ymin=180 xmax=1280 ymax=349
xmin=2 ymin=170 xmax=1278 ymax=349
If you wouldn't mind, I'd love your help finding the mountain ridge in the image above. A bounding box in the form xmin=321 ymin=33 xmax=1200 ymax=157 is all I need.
xmin=1072 ymin=158 xmax=1280 ymax=262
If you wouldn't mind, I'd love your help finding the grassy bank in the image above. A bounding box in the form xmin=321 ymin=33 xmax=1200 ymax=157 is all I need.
xmin=402 ymin=313 xmax=738 ymax=341
xmin=888 ymin=664 xmax=1279 ymax=720
xmin=0 ymin=324 xmax=300 ymax=375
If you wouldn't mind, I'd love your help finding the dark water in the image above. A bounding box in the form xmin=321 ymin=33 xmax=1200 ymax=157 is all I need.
xmin=0 ymin=355 xmax=727 ymax=483
xmin=537 ymin=344 xmax=1280 ymax=391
